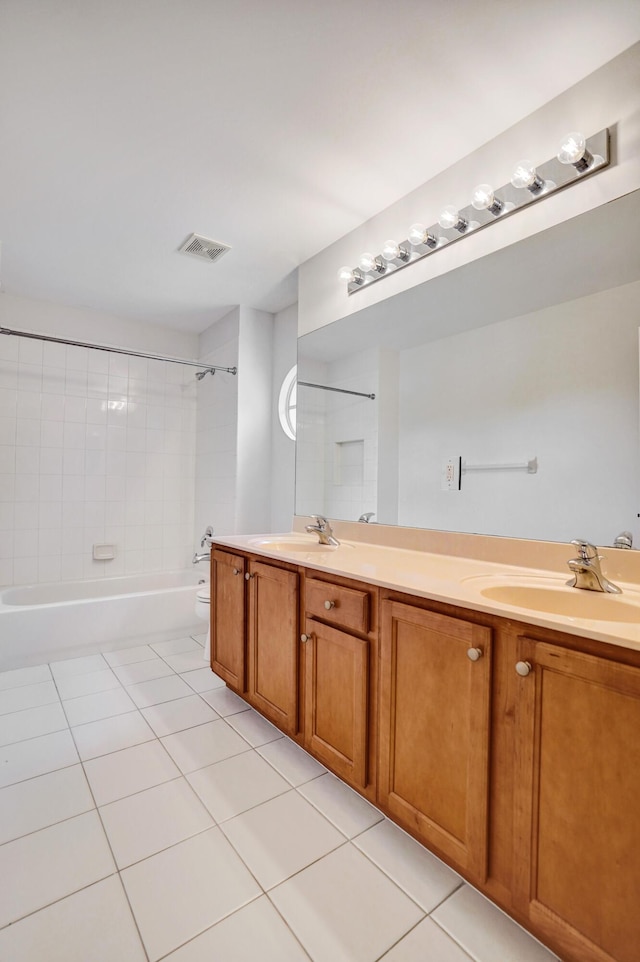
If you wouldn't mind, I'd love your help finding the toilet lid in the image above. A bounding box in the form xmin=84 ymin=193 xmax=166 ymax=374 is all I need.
xmin=196 ymin=587 xmax=210 ymax=602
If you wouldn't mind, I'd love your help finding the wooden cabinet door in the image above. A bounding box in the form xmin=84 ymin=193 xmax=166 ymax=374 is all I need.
xmin=379 ymin=600 xmax=491 ymax=880
xmin=210 ymin=549 xmax=246 ymax=691
xmin=304 ymin=620 xmax=369 ymax=788
xmin=247 ymin=560 xmax=299 ymax=736
xmin=514 ymin=640 xmax=640 ymax=962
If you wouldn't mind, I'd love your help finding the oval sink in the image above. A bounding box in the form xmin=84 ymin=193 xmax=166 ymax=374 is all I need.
xmin=247 ymin=537 xmax=351 ymax=554
xmin=480 ymin=584 xmax=640 ymax=623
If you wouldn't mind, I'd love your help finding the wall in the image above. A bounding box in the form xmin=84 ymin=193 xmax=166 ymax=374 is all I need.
xmin=269 ymin=303 xmax=297 ymax=531
xmin=297 ymin=43 xmax=640 ymax=337
xmin=397 ymin=280 xmax=640 ymax=545
xmin=0 ymin=294 xmax=198 ymax=585
xmin=194 ymin=309 xmax=240 ymax=541
xmin=235 ymin=308 xmax=274 ymax=533
xmin=194 ymin=302 xmax=298 ymax=543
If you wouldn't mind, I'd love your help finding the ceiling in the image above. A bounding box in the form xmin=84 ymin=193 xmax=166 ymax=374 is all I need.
xmin=1 ymin=1 xmax=639 ymax=335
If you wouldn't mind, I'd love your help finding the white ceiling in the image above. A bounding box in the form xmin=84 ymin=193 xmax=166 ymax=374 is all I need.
xmin=1 ymin=0 xmax=639 ymax=334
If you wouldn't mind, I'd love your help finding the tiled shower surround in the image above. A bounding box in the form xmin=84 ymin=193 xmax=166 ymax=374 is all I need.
xmin=0 ymin=333 xmax=196 ymax=585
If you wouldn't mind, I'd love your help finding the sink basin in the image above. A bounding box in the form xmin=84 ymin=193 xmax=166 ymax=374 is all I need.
xmin=480 ymin=583 xmax=640 ymax=623
xmin=247 ymin=536 xmax=351 ymax=554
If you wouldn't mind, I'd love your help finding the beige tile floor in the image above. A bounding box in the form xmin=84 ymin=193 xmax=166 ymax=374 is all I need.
xmin=0 ymin=632 xmax=560 ymax=962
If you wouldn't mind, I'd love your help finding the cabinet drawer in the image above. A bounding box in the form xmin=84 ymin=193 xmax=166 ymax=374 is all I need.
xmin=306 ymin=578 xmax=370 ymax=634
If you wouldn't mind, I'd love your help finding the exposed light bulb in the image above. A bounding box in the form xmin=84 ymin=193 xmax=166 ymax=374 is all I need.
xmin=381 ymin=240 xmax=410 ymax=262
xmin=408 ymin=223 xmax=438 ymax=248
xmin=471 ymin=184 xmax=504 ymax=216
xmin=557 ymin=131 xmax=592 ymax=172
xmin=510 ymin=159 xmax=545 ymax=194
xmin=358 ymin=252 xmax=385 ymax=274
xmin=438 ymin=206 xmax=468 ymax=233
xmin=337 ymin=265 xmax=364 ymax=286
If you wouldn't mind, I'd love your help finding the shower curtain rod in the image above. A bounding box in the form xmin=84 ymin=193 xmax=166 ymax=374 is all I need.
xmin=298 ymin=380 xmax=376 ymax=400
xmin=0 ymin=326 xmax=237 ymax=376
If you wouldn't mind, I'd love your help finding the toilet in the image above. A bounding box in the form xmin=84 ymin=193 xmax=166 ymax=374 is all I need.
xmin=195 ymin=585 xmax=211 ymax=661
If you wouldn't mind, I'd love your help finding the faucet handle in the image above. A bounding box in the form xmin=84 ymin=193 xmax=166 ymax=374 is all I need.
xmin=571 ymin=539 xmax=598 ymax=561
xmin=310 ymin=514 xmax=328 ymax=529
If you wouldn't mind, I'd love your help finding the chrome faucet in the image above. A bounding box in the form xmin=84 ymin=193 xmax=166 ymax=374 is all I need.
xmin=613 ymin=530 xmax=633 ymax=549
xmin=305 ymin=515 xmax=340 ymax=546
xmin=566 ymin=540 xmax=621 ymax=594
xmin=193 ymin=526 xmax=214 ymax=564
xmin=358 ymin=512 xmax=375 ymax=523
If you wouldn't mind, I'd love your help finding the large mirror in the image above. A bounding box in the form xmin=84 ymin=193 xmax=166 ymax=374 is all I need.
xmin=296 ymin=190 xmax=640 ymax=545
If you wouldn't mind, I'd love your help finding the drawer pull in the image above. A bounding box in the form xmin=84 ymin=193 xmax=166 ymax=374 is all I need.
xmin=516 ymin=660 xmax=532 ymax=677
xmin=467 ymin=647 xmax=483 ymax=662
xmin=324 ymin=600 xmax=336 ymax=610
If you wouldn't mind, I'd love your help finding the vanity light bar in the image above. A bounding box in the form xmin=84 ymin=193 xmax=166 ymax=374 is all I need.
xmin=339 ymin=128 xmax=610 ymax=295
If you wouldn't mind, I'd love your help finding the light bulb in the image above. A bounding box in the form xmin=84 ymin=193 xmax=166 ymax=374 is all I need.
xmin=557 ymin=131 xmax=592 ymax=172
xmin=358 ymin=252 xmax=385 ymax=274
xmin=510 ymin=160 xmax=545 ymax=194
xmin=336 ymin=265 xmax=364 ymax=286
xmin=381 ymin=239 xmax=409 ymax=262
xmin=438 ymin=206 xmax=468 ymax=233
xmin=471 ymin=184 xmax=504 ymax=216
xmin=408 ymin=223 xmax=438 ymax=248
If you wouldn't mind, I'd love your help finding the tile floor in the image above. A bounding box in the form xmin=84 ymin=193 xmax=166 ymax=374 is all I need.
xmin=0 ymin=632 xmax=560 ymax=962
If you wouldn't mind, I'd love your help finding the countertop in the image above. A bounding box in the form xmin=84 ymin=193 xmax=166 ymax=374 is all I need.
xmin=210 ymin=532 xmax=640 ymax=653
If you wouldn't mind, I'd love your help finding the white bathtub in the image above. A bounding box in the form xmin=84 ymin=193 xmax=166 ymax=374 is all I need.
xmin=0 ymin=571 xmax=205 ymax=670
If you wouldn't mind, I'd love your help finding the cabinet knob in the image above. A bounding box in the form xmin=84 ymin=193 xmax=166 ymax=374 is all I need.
xmin=515 ymin=660 xmax=532 ymax=677
xmin=244 ymin=572 xmax=254 ymax=581
xmin=467 ymin=647 xmax=483 ymax=662
xmin=324 ymin=600 xmax=335 ymax=610
xmin=233 ymin=568 xmax=241 ymax=576
xmin=300 ymin=633 xmax=311 ymax=643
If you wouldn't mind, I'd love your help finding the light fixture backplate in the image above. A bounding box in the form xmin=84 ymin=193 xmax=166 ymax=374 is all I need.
xmin=347 ymin=128 xmax=610 ymax=294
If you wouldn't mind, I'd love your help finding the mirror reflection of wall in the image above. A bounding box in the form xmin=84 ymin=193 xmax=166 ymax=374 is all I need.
xmin=296 ymin=192 xmax=640 ymax=545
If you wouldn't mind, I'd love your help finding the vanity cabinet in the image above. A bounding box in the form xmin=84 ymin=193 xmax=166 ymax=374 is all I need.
xmin=302 ymin=575 xmax=378 ymax=796
xmin=210 ymin=540 xmax=640 ymax=962
xmin=210 ymin=550 xmax=300 ymax=736
xmin=247 ymin=559 xmax=300 ymax=736
xmin=378 ymin=599 xmax=492 ymax=882
xmin=210 ymin=549 xmax=246 ymax=690
xmin=513 ymin=638 xmax=640 ymax=962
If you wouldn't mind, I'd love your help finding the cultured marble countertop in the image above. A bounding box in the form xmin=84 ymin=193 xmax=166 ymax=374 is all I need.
xmin=211 ymin=532 xmax=640 ymax=654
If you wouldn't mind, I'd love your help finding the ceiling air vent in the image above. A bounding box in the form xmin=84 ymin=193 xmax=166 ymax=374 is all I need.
xmin=178 ymin=233 xmax=231 ymax=264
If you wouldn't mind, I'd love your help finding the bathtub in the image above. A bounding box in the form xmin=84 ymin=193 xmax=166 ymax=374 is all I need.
xmin=0 ymin=571 xmax=205 ymax=671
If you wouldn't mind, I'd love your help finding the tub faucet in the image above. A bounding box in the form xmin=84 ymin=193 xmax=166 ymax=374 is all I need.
xmin=192 ymin=551 xmax=210 ymax=565
xmin=566 ymin=540 xmax=621 ymax=593
xmin=305 ymin=515 xmax=340 ymax=547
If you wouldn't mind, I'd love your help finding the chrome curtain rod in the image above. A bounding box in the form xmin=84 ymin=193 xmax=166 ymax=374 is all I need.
xmin=298 ymin=380 xmax=376 ymax=400
xmin=0 ymin=326 xmax=238 ymax=376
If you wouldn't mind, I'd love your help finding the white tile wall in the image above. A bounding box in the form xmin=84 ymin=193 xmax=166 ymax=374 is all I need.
xmin=0 ymin=334 xmax=196 ymax=585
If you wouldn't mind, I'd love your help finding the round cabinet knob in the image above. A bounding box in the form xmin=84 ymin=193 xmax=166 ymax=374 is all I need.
xmin=233 ymin=568 xmax=240 ymax=576
xmin=324 ymin=600 xmax=335 ymax=610
xmin=467 ymin=648 xmax=483 ymax=662
xmin=244 ymin=572 xmax=253 ymax=581
xmin=515 ymin=661 xmax=532 ymax=677
xmin=300 ymin=633 xmax=310 ymax=643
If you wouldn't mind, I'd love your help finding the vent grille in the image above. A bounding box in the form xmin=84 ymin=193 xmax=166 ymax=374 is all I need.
xmin=178 ymin=233 xmax=231 ymax=263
